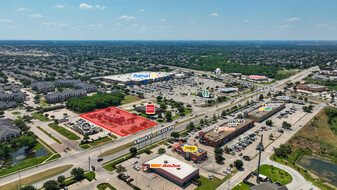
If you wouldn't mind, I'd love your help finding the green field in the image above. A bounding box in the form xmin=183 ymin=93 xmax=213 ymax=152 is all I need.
xmin=121 ymin=95 xmax=140 ymax=104
xmin=48 ymin=123 xmax=80 ymax=140
xmin=80 ymin=144 xmax=91 ymax=149
xmin=37 ymin=126 xmax=62 ymax=144
xmin=232 ymin=182 xmax=252 ymax=190
xmin=0 ymin=165 xmax=73 ymax=190
xmin=32 ymin=113 xmax=50 ymax=121
xmin=195 ymin=174 xmax=234 ymax=190
xmin=11 ymin=111 xmax=21 ymax=115
xmin=254 ymin=165 xmax=293 ymax=185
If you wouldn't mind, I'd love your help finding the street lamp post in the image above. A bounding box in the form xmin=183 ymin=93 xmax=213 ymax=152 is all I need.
xmin=88 ymin=156 xmax=91 ymax=172
xmin=16 ymin=163 xmax=21 ymax=189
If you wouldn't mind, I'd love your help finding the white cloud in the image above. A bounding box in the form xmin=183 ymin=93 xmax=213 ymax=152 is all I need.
xmin=0 ymin=19 xmax=11 ymax=23
xmin=156 ymin=25 xmax=171 ymax=29
xmin=120 ymin=15 xmax=136 ymax=20
xmin=30 ymin=14 xmax=43 ymax=18
xmin=279 ymin=25 xmax=290 ymax=28
xmin=95 ymin=5 xmax=106 ymax=10
xmin=209 ymin=12 xmax=219 ymax=17
xmin=131 ymin=24 xmax=138 ymax=27
xmin=89 ymin=24 xmax=104 ymax=29
xmin=79 ymin=3 xmax=93 ymax=9
xmin=161 ymin=19 xmax=165 ymax=22
xmin=115 ymin=23 xmax=121 ymax=26
xmin=243 ymin=19 xmax=249 ymax=23
xmin=189 ymin=20 xmax=196 ymax=24
xmin=42 ymin=22 xmax=67 ymax=27
xmin=15 ymin=8 xmax=31 ymax=11
xmin=138 ymin=9 xmax=145 ymax=12
xmin=56 ymin=5 xmax=65 ymax=8
xmin=316 ymin=24 xmax=328 ymax=27
xmin=286 ymin=17 xmax=300 ymax=21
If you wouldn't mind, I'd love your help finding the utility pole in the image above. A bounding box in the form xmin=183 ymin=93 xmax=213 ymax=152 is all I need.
xmin=16 ymin=163 xmax=21 ymax=189
xmin=256 ymin=134 xmax=264 ymax=184
xmin=88 ymin=156 xmax=91 ymax=172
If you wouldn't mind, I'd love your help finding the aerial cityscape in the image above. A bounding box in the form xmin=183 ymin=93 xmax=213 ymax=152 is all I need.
xmin=1 ymin=1 xmax=337 ymax=190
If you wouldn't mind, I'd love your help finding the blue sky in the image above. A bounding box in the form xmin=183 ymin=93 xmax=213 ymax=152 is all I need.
xmin=0 ymin=0 xmax=336 ymax=40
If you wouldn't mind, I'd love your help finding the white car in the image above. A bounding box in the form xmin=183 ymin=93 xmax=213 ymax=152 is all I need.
xmin=133 ymin=161 xmax=138 ymax=165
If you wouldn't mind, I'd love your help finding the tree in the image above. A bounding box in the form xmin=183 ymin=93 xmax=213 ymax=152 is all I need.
xmin=129 ymin=147 xmax=137 ymax=155
xmin=165 ymin=111 xmax=172 ymax=122
xmin=156 ymin=96 xmax=163 ymax=102
xmin=282 ymin=121 xmax=292 ymax=129
xmin=304 ymin=97 xmax=308 ymax=102
xmin=215 ymin=154 xmax=224 ymax=163
xmin=224 ymin=146 xmax=230 ymax=154
xmin=158 ymin=148 xmax=166 ymax=154
xmin=214 ymin=147 xmax=224 ymax=155
xmin=269 ymin=134 xmax=274 ymax=140
xmin=83 ymin=135 xmax=90 ymax=143
xmin=71 ymin=167 xmax=85 ymax=181
xmin=44 ymin=113 xmax=49 ymax=118
xmin=116 ymin=165 xmax=126 ymax=173
xmin=259 ymin=94 xmax=264 ymax=101
xmin=43 ymin=180 xmax=59 ymax=190
xmin=221 ymin=110 xmax=226 ymax=116
xmin=274 ymin=144 xmax=292 ymax=158
xmin=213 ymin=114 xmax=217 ymax=121
xmin=234 ymin=159 xmax=244 ymax=170
xmin=170 ymin=132 xmax=180 ymax=140
xmin=200 ymin=119 xmax=204 ymax=125
xmin=0 ymin=142 xmax=10 ymax=158
xmin=21 ymin=185 xmax=37 ymax=190
xmin=186 ymin=122 xmax=195 ymax=131
xmin=303 ymin=105 xmax=314 ymax=113
xmin=0 ymin=110 xmax=4 ymax=116
xmin=51 ymin=115 xmax=55 ymax=120
xmin=18 ymin=135 xmax=37 ymax=149
xmin=160 ymin=103 xmax=167 ymax=110
xmin=265 ymin=120 xmax=273 ymax=126
xmin=57 ymin=175 xmax=65 ymax=187
xmin=267 ymin=92 xmax=271 ymax=97
xmin=293 ymin=86 xmax=297 ymax=92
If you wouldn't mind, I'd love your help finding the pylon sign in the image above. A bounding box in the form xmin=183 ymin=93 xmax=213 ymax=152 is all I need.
xmin=202 ymin=90 xmax=209 ymax=98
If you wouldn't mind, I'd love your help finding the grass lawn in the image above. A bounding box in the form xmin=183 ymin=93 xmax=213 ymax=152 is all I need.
xmin=85 ymin=171 xmax=96 ymax=181
xmin=40 ymin=99 xmax=48 ymax=107
xmin=99 ymin=141 xmax=134 ymax=157
xmin=11 ymin=111 xmax=21 ymax=115
xmin=172 ymin=115 xmax=180 ymax=120
xmin=97 ymin=183 xmax=117 ymax=190
xmin=184 ymin=108 xmax=193 ymax=115
xmin=140 ymin=113 xmax=148 ymax=118
xmin=195 ymin=174 xmax=234 ymax=190
xmin=87 ymin=137 xmax=112 ymax=147
xmin=121 ymin=95 xmax=140 ymax=104
xmin=38 ymin=138 xmax=57 ymax=153
xmin=47 ymin=153 xmax=61 ymax=162
xmin=48 ymin=123 xmax=80 ymax=140
xmin=254 ymin=164 xmax=293 ymax=185
xmin=232 ymin=182 xmax=252 ymax=190
xmin=0 ymin=165 xmax=73 ymax=190
xmin=80 ymin=144 xmax=91 ymax=149
xmin=32 ymin=112 xmax=50 ymax=122
xmin=37 ymin=126 xmax=62 ymax=144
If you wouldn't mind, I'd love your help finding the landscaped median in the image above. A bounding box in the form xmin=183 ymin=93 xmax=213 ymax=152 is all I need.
xmin=0 ymin=165 xmax=73 ymax=190
xmin=48 ymin=123 xmax=80 ymax=140
xmin=97 ymin=183 xmax=117 ymax=190
xmin=37 ymin=126 xmax=62 ymax=144
xmin=32 ymin=112 xmax=50 ymax=122
xmin=80 ymin=136 xmax=115 ymax=149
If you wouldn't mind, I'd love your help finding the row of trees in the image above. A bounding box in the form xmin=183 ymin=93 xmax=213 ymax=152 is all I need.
xmin=66 ymin=92 xmax=125 ymax=113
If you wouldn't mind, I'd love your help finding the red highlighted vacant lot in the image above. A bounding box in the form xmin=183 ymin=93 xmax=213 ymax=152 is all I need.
xmin=79 ymin=107 xmax=157 ymax=137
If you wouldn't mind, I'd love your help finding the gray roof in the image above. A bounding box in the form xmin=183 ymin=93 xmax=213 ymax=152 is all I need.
xmin=0 ymin=119 xmax=21 ymax=138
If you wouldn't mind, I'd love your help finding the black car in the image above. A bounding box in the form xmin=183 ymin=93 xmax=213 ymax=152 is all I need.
xmin=97 ymin=158 xmax=103 ymax=162
xmin=243 ymin=156 xmax=250 ymax=161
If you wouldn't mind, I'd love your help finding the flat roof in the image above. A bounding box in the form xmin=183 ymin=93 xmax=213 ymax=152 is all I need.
xmin=143 ymin=154 xmax=198 ymax=180
xmin=205 ymin=119 xmax=254 ymax=142
xmin=92 ymin=71 xmax=174 ymax=82
xmin=248 ymin=102 xmax=285 ymax=118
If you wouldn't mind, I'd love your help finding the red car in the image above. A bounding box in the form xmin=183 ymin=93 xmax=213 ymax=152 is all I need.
xmin=236 ymin=148 xmax=241 ymax=151
xmin=128 ymin=178 xmax=134 ymax=182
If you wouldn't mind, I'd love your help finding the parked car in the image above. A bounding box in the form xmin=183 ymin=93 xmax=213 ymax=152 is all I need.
xmin=132 ymin=161 xmax=138 ymax=165
xmin=128 ymin=178 xmax=134 ymax=182
xmin=123 ymin=174 xmax=130 ymax=179
xmin=208 ymin=174 xmax=213 ymax=180
xmin=243 ymin=156 xmax=251 ymax=161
